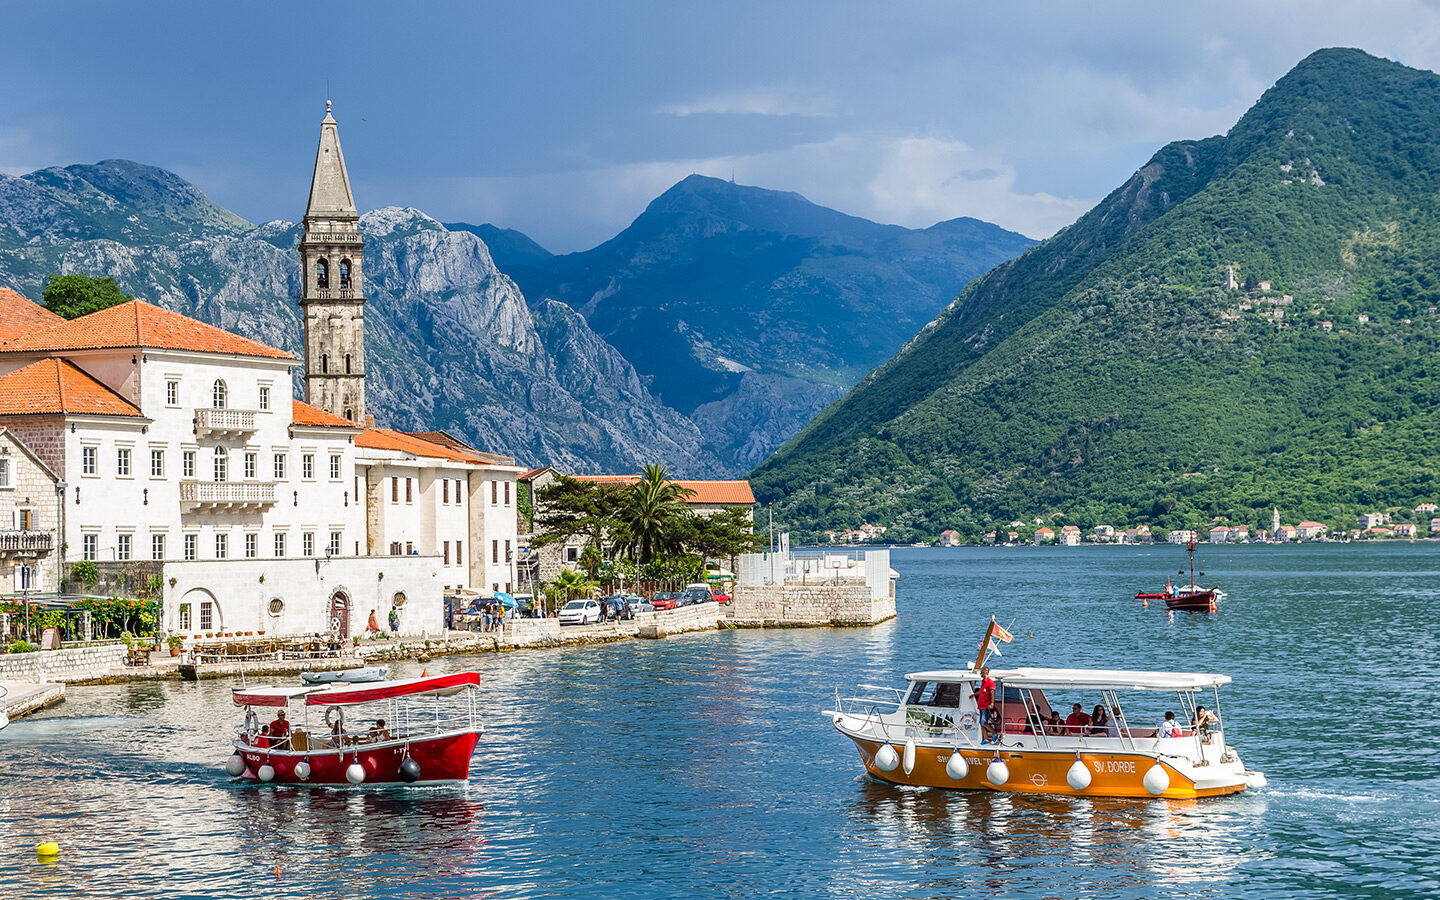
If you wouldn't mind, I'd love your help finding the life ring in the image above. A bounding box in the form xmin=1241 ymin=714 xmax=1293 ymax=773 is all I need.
xmin=325 ymin=706 xmax=344 ymax=729
xmin=244 ymin=709 xmax=260 ymax=737
xmin=959 ymin=712 xmax=978 ymax=731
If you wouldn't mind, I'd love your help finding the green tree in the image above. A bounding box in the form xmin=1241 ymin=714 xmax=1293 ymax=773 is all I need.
xmin=532 ymin=477 xmax=624 ymax=555
xmin=42 ymin=274 xmax=133 ymax=319
xmin=685 ymin=507 xmax=765 ymax=573
xmin=618 ymin=464 xmax=695 ymax=563
xmin=546 ymin=568 xmax=595 ymax=604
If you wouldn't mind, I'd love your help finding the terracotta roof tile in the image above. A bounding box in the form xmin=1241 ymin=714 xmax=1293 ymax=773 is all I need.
xmin=0 ymin=288 xmax=65 ymax=343
xmin=357 ymin=428 xmax=495 ymax=465
xmin=0 ymin=358 xmax=143 ymax=417
xmin=291 ymin=399 xmax=359 ymax=429
xmin=0 ymin=300 xmax=294 ymax=360
xmin=572 ymin=474 xmax=755 ymax=505
xmin=401 ymin=430 xmax=514 ymax=465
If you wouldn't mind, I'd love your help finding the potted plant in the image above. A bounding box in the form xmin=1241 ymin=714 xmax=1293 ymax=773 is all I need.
xmin=166 ymin=634 xmax=184 ymax=657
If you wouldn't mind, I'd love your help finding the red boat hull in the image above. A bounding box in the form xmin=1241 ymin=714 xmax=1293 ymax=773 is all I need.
xmin=1164 ymin=590 xmax=1217 ymax=611
xmin=235 ymin=730 xmax=480 ymax=785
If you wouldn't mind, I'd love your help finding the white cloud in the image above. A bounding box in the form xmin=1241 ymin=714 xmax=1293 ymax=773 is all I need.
xmin=657 ymin=84 xmax=838 ymax=118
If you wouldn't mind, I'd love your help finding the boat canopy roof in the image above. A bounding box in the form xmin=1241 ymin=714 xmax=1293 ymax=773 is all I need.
xmin=232 ymin=684 xmax=316 ymax=708
xmin=303 ymin=671 xmax=480 ymax=706
xmin=902 ymin=666 xmax=1231 ymax=691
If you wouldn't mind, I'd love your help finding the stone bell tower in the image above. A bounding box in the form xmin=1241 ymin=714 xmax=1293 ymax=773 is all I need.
xmin=299 ymin=100 xmax=365 ymax=423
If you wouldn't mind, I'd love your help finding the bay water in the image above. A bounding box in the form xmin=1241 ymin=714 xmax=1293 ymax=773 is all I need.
xmin=1 ymin=543 xmax=1435 ymax=898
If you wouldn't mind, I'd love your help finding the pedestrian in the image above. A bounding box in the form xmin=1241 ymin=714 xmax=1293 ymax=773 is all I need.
xmin=365 ymin=609 xmax=379 ymax=636
xmin=388 ymin=607 xmax=400 ymax=634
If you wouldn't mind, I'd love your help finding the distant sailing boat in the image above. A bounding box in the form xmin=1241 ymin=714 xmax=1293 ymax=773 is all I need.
xmin=1135 ymin=540 xmax=1219 ymax=611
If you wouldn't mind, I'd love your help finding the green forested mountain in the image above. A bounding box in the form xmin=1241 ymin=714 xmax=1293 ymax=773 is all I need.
xmin=752 ymin=48 xmax=1440 ymax=540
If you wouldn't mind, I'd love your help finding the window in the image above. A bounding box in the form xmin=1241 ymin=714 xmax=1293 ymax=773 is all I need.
xmin=344 ymin=407 xmax=353 ymax=422
xmin=456 ymin=540 xmax=462 ymax=565
xmin=199 ymin=601 xmax=213 ymax=632
xmin=344 ymin=353 xmax=352 ymax=374
xmin=302 ymin=454 xmax=314 ymax=480
xmin=443 ymin=480 xmax=449 ymax=504
xmin=178 ymin=603 xmax=191 ymax=631
xmin=328 ymin=531 xmax=341 ymax=556
xmin=316 ymin=258 xmax=329 ymax=289
xmin=258 ymin=386 xmax=270 ymax=411
xmin=273 ymin=453 xmax=286 ymax=480
xmin=150 ymin=449 xmax=164 ymax=478
xmin=339 ymin=258 xmax=352 ymax=289
xmin=215 ymin=533 xmax=228 ymax=559
xmin=391 ymin=477 xmax=399 ymax=503
xmin=504 ymin=481 xmax=510 ymax=505
xmin=166 ymin=381 xmax=179 ymax=406
xmin=389 ymin=541 xmax=401 ymax=555
xmin=303 ymin=533 xmax=314 ymax=556
xmin=274 ymin=532 xmax=287 ymax=558
xmin=184 ymin=534 xmax=197 ymax=560
xmin=329 ymin=454 xmax=341 ymax=480
xmin=0 ymin=458 xmax=10 ymax=488
xmin=443 ymin=541 xmax=450 ymax=565
xmin=245 ymin=534 xmax=257 ymax=559
xmin=213 ymin=446 xmax=228 ymax=482
xmin=183 ymin=451 xmax=196 ymax=478
xmin=152 ymin=534 xmax=166 ymax=561
xmin=491 ymin=481 xmax=498 ymax=505
xmin=83 ymin=534 xmax=97 ymax=560
xmin=406 ymin=478 xmax=413 ymax=503
xmin=116 ymin=534 xmax=131 ymax=561
xmin=321 ymin=354 xmax=328 ymax=374
xmin=212 ymin=379 xmax=227 ymax=409
xmin=82 ymin=446 xmax=97 ymax=476
xmin=116 ymin=448 xmax=131 ymax=477
xmin=505 ymin=540 xmax=512 ymax=563
xmin=566 ymin=547 xmax=578 ymax=563
xmin=244 ymin=452 xmax=256 ymax=479
xmin=492 ymin=540 xmax=499 ymax=564
xmin=457 ymin=479 xmax=464 ymax=503
xmin=268 ymin=597 xmax=285 ymax=616
xmin=17 ymin=509 xmax=30 ymax=530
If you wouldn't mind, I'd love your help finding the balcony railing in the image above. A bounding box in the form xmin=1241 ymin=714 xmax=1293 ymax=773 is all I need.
xmin=0 ymin=531 xmax=54 ymax=554
xmin=194 ymin=408 xmax=257 ymax=436
xmin=180 ymin=481 xmax=277 ymax=511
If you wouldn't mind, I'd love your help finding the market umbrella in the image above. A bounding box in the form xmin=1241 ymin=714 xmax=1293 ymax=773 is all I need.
xmin=495 ymin=592 xmax=518 ymax=609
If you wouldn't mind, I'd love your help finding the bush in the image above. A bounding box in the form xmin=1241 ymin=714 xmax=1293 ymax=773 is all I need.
xmin=7 ymin=640 xmax=36 ymax=654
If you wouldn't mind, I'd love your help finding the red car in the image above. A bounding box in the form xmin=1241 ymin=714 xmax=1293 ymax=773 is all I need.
xmin=711 ymin=589 xmax=731 ymax=605
xmin=651 ymin=592 xmax=681 ymax=610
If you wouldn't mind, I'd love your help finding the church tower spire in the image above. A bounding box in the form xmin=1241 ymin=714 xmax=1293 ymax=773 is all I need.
xmin=299 ymin=100 xmax=365 ymax=423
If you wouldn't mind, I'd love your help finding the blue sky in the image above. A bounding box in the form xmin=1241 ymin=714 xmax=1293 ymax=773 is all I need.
xmin=5 ymin=2 xmax=1440 ymax=251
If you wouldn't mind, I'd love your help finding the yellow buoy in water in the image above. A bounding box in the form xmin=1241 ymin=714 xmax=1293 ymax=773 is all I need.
xmin=36 ymin=841 xmax=59 ymax=858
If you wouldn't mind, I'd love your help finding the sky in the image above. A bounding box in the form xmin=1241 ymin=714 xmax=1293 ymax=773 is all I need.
xmin=6 ymin=2 xmax=1440 ymax=252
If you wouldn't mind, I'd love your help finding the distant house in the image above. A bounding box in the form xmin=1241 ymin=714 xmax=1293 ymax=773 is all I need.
xmin=1367 ymin=526 xmax=1395 ymax=537
xmin=1276 ymin=525 xmax=1298 ymax=542
xmin=1358 ymin=512 xmax=1388 ymax=530
xmin=1168 ymin=530 xmax=1197 ymax=544
xmin=1059 ymin=525 xmax=1081 ymax=546
xmin=1006 ymin=531 xmax=1020 ymax=543
xmin=822 ymin=530 xmax=840 ymax=544
xmin=1034 ymin=527 xmax=1055 ymax=544
xmin=938 ymin=529 xmax=961 ymax=547
xmin=1320 ymin=321 xmax=1333 ymax=332
xmin=1231 ymin=525 xmax=1250 ymax=542
xmin=1258 ymin=281 xmax=1272 ymax=292
xmin=1358 ymin=314 xmax=1370 ymax=324
xmin=1124 ymin=525 xmax=1153 ymax=543
xmin=1394 ymin=523 xmax=1417 ymax=538
xmin=1094 ymin=524 xmax=1115 ymax=540
xmin=1415 ymin=503 xmax=1436 ymax=515
xmin=1431 ymin=517 xmax=1440 ymax=533
xmin=1208 ymin=526 xmax=1231 ymax=544
xmin=1296 ymin=521 xmax=1328 ymax=541
xmin=981 ymin=531 xmax=997 ymax=545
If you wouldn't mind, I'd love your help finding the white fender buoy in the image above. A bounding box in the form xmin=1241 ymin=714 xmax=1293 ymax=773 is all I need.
xmin=1246 ymin=770 xmax=1268 ymax=790
xmin=345 ymin=762 xmax=366 ymax=785
xmin=986 ymin=758 xmax=1010 ymax=786
xmin=874 ymin=743 xmax=900 ymax=772
xmin=945 ymin=750 xmax=969 ymax=781
xmin=1066 ymin=758 xmax=1092 ymax=790
xmin=257 ymin=764 xmax=275 ymax=783
xmin=224 ymin=754 xmax=246 ymax=777
xmin=293 ymin=760 xmax=312 ymax=781
xmin=902 ymin=739 xmax=917 ymax=775
xmin=1143 ymin=763 xmax=1170 ymax=796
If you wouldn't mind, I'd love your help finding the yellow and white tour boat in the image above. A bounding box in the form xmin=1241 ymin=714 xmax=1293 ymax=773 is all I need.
xmin=825 ymin=621 xmax=1266 ymax=800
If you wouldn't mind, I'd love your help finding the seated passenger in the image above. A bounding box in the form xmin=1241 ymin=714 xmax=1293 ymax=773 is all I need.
xmin=1106 ymin=706 xmax=1123 ymax=738
xmin=1088 ymin=704 xmax=1109 ymax=736
xmin=1065 ymin=703 xmax=1092 ymax=734
xmin=255 ymin=724 xmax=271 ymax=749
xmin=369 ymin=718 xmax=393 ymax=743
xmin=1158 ymin=710 xmax=1185 ymax=738
xmin=1194 ymin=705 xmax=1219 ymax=733
xmin=1044 ymin=711 xmax=1066 ymax=736
xmin=270 ymin=710 xmax=291 ymax=745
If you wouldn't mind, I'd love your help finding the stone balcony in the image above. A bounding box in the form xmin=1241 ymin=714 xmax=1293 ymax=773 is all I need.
xmin=179 ymin=480 xmax=277 ymax=511
xmin=194 ymin=408 xmax=257 ymax=436
xmin=0 ymin=530 xmax=54 ymax=555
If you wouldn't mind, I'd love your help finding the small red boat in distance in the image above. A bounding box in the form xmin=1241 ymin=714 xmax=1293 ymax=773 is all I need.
xmin=1136 ymin=541 xmax=1220 ymax=611
xmin=227 ymin=671 xmax=483 ymax=786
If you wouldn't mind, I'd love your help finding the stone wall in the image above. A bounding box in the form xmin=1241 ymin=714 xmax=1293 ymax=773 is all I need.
xmin=0 ymin=644 xmax=127 ymax=682
xmin=730 ymin=583 xmax=897 ymax=627
xmin=636 ymin=603 xmax=722 ymax=637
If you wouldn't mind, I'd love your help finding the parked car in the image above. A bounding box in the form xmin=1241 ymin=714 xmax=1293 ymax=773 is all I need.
xmin=651 ymin=591 xmax=681 ymax=611
xmin=558 ymin=599 xmax=600 ymax=625
xmin=627 ymin=595 xmax=654 ymax=613
xmin=681 ymin=587 xmax=713 ymax=606
xmin=600 ymin=596 xmax=634 ymax=621
xmin=711 ymin=588 xmax=731 ymax=605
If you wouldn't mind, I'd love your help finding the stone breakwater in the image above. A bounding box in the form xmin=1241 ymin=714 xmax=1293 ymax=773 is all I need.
xmin=729 ymin=582 xmax=897 ymax=627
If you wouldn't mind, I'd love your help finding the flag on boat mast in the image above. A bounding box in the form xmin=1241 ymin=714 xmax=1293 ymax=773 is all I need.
xmin=987 ymin=638 xmax=1003 ymax=657
xmin=993 ymin=622 xmax=1014 ymax=643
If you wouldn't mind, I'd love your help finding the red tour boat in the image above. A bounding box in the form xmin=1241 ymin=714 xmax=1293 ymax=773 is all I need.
xmin=1136 ymin=541 xmax=1219 ymax=611
xmin=226 ymin=671 xmax=483 ymax=785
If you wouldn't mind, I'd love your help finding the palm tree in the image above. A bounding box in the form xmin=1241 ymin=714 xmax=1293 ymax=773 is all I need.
xmin=547 ymin=568 xmax=596 ymax=604
xmin=620 ymin=464 xmax=695 ymax=563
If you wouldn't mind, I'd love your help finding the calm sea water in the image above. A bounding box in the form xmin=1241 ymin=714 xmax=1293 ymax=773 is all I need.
xmin=1 ymin=543 xmax=1436 ymax=899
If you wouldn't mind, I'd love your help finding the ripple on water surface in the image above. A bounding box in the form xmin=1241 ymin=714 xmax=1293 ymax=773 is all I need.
xmin=1 ymin=543 xmax=1438 ymax=898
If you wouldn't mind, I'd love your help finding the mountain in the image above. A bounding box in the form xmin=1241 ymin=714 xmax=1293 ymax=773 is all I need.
xmin=0 ymin=161 xmax=725 ymax=476
xmin=458 ymin=175 xmax=1035 ymax=470
xmin=752 ymin=48 xmax=1440 ymax=540
xmin=444 ymin=222 xmax=554 ymax=269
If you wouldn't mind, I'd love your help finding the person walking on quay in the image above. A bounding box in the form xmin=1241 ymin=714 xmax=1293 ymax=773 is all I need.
xmin=388 ymin=607 xmax=400 ymax=634
xmin=366 ymin=609 xmax=380 ymax=637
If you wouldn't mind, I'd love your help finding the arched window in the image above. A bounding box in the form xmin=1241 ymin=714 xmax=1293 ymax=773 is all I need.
xmin=213 ymin=446 xmax=228 ymax=483
xmin=344 ymin=408 xmax=353 ymax=422
xmin=212 ymin=379 xmax=227 ymax=409
xmin=321 ymin=354 xmax=328 ymax=374
xmin=339 ymin=259 xmax=352 ymax=290
xmin=344 ymin=354 xmax=352 ymax=374
xmin=316 ymin=259 xmax=329 ymax=290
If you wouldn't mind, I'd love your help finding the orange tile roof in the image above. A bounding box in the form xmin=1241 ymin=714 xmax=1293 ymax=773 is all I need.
xmin=572 ymin=474 xmax=755 ymax=505
xmin=0 ymin=288 xmax=65 ymax=343
xmin=0 ymin=300 xmax=294 ymax=360
xmin=291 ymin=399 xmax=358 ymax=429
xmin=0 ymin=358 xmax=143 ymax=417
xmin=357 ymin=427 xmax=493 ymax=465
xmin=401 ymin=430 xmax=514 ymax=465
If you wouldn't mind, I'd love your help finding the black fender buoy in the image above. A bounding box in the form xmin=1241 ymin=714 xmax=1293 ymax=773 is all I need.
xmin=398 ymin=757 xmax=421 ymax=783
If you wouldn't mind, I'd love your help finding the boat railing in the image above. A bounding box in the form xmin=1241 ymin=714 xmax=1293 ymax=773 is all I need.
xmin=237 ymin=709 xmax=478 ymax=753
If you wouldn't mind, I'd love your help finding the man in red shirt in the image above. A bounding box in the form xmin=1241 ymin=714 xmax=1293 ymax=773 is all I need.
xmin=270 ymin=709 xmax=291 ymax=747
xmin=1065 ymin=703 xmax=1091 ymax=735
xmin=972 ymin=666 xmax=997 ymax=743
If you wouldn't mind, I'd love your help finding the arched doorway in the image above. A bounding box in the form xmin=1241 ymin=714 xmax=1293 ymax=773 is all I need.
xmin=328 ymin=590 xmax=351 ymax=638
xmin=178 ymin=587 xmax=220 ymax=634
